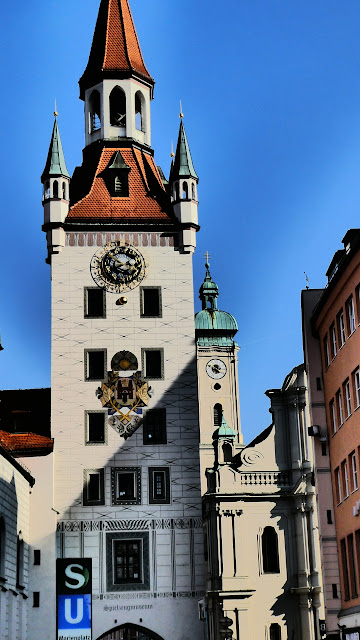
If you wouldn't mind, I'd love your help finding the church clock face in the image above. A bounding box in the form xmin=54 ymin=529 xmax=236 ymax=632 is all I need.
xmin=90 ymin=242 xmax=146 ymax=293
xmin=206 ymin=358 xmax=227 ymax=380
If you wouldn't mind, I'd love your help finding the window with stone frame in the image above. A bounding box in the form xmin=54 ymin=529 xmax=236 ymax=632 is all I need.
xmin=84 ymin=287 xmax=106 ymax=318
xmin=148 ymin=467 xmax=170 ymax=504
xmin=84 ymin=349 xmax=106 ymax=381
xmin=346 ymin=295 xmax=356 ymax=335
xmin=16 ymin=534 xmax=24 ymax=589
xmin=111 ymin=468 xmax=141 ymax=505
xmin=337 ymin=309 xmax=346 ymax=347
xmin=106 ymin=532 xmax=150 ymax=592
xmin=143 ymin=408 xmax=167 ymax=445
xmin=140 ymin=287 xmax=162 ymax=318
xmin=83 ymin=468 xmax=105 ymax=506
xmin=261 ymin=527 xmax=280 ymax=574
xmin=270 ymin=624 xmax=281 ymax=640
xmin=142 ymin=348 xmax=164 ymax=380
xmin=85 ymin=411 xmax=106 ymax=445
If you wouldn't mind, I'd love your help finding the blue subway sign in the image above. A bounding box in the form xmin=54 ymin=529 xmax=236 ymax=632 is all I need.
xmin=57 ymin=559 xmax=92 ymax=640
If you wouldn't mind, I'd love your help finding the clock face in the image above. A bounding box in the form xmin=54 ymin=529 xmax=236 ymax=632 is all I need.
xmin=90 ymin=242 xmax=146 ymax=293
xmin=206 ymin=358 xmax=227 ymax=380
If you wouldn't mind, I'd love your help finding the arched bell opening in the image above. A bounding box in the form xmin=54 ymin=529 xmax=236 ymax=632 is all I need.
xmin=135 ymin=91 xmax=146 ymax=132
xmin=96 ymin=623 xmax=165 ymax=640
xmin=110 ymin=86 xmax=127 ymax=128
xmin=89 ymin=90 xmax=101 ymax=133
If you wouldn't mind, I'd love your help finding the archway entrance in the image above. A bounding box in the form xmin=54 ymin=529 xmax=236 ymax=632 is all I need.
xmin=97 ymin=624 xmax=165 ymax=640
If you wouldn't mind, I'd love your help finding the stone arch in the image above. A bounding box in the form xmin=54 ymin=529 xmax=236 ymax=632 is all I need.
xmin=96 ymin=623 xmax=165 ymax=640
xmin=110 ymin=86 xmax=127 ymax=128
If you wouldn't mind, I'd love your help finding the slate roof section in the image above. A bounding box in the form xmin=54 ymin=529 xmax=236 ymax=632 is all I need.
xmin=41 ymin=118 xmax=70 ymax=182
xmin=79 ymin=0 xmax=154 ymax=99
xmin=67 ymin=147 xmax=174 ymax=223
xmin=0 ymin=431 xmax=54 ymax=457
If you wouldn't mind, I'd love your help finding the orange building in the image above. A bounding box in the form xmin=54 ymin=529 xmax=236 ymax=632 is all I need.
xmin=309 ymin=229 xmax=360 ymax=639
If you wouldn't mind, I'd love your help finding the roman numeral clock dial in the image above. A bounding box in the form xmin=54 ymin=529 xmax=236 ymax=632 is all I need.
xmin=90 ymin=242 xmax=146 ymax=293
xmin=206 ymin=358 xmax=227 ymax=380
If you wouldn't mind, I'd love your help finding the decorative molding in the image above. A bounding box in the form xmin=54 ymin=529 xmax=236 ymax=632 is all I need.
xmin=66 ymin=232 xmax=175 ymax=248
xmin=57 ymin=517 xmax=203 ymax=532
xmin=93 ymin=590 xmax=206 ymax=601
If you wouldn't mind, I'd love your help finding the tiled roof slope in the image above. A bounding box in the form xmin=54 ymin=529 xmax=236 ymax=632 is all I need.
xmin=67 ymin=147 xmax=174 ymax=223
xmin=0 ymin=431 xmax=54 ymax=457
xmin=79 ymin=0 xmax=153 ymax=99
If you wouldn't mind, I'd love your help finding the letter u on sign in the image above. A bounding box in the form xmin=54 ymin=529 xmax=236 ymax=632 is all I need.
xmin=65 ymin=598 xmax=83 ymax=625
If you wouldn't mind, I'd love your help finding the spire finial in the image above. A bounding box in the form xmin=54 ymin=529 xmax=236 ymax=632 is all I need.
xmin=204 ymin=251 xmax=211 ymax=269
xmin=304 ymin=271 xmax=309 ymax=290
xmin=54 ymin=99 xmax=58 ymax=118
xmin=179 ymin=100 xmax=184 ymax=119
xmin=170 ymin=140 xmax=175 ymax=158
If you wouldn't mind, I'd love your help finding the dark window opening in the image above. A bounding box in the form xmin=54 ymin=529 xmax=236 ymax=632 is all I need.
xmin=45 ymin=181 xmax=50 ymax=199
xmin=341 ymin=537 xmax=350 ymax=600
xmin=326 ymin=510 xmax=333 ymax=524
xmin=214 ymin=383 xmax=221 ymax=391
xmin=149 ymin=467 xmax=170 ymax=504
xmin=135 ymin=92 xmax=144 ymax=131
xmin=112 ymin=468 xmax=141 ymax=505
xmin=143 ymin=349 xmax=163 ymax=379
xmin=222 ymin=443 xmax=233 ymax=462
xmin=262 ymin=527 xmax=280 ymax=573
xmin=33 ymin=592 xmax=40 ymax=608
xmin=316 ymin=377 xmax=322 ymax=391
xmin=214 ymin=403 xmax=222 ymax=427
xmin=62 ymin=181 xmax=66 ymax=200
xmin=89 ymin=90 xmax=101 ymax=132
xmin=143 ymin=409 xmax=167 ymax=445
xmin=85 ymin=288 xmax=105 ymax=318
xmin=141 ymin=288 xmax=161 ymax=318
xmin=110 ymin=87 xmax=126 ymax=127
xmin=83 ymin=469 xmax=105 ymax=506
xmin=114 ymin=540 xmax=142 ymax=584
xmin=34 ymin=550 xmax=41 ymax=565
xmin=182 ymin=182 xmax=188 ymax=199
xmin=191 ymin=183 xmax=196 ymax=200
xmin=321 ymin=442 xmax=327 ymax=456
xmin=87 ymin=413 xmax=105 ymax=444
xmin=53 ymin=180 xmax=58 ymax=198
xmin=348 ymin=534 xmax=358 ymax=598
xmin=118 ymin=473 xmax=135 ymax=500
xmin=332 ymin=583 xmax=338 ymax=598
xmin=85 ymin=350 xmax=106 ymax=380
xmin=270 ymin=623 xmax=281 ymax=640
xmin=16 ymin=536 xmax=24 ymax=588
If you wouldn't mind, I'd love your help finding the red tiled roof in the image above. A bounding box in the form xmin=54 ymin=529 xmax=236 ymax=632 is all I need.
xmin=0 ymin=431 xmax=53 ymax=455
xmin=79 ymin=0 xmax=153 ymax=99
xmin=67 ymin=147 xmax=173 ymax=222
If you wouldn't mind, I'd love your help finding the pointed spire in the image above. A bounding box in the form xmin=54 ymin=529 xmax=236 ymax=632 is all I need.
xmin=172 ymin=120 xmax=198 ymax=181
xmin=41 ymin=117 xmax=69 ymax=183
xmin=199 ymin=262 xmax=219 ymax=310
xmin=79 ymin=0 xmax=154 ymax=99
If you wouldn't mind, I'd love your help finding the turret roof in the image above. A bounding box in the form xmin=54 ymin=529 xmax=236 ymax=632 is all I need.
xmin=79 ymin=0 xmax=154 ymax=99
xmin=172 ymin=120 xmax=198 ymax=181
xmin=41 ymin=118 xmax=69 ymax=183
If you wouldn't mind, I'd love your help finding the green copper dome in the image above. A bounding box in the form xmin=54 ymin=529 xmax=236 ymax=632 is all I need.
xmin=196 ymin=262 xmax=238 ymax=346
xmin=218 ymin=415 xmax=236 ymax=439
xmin=195 ymin=309 xmax=238 ymax=332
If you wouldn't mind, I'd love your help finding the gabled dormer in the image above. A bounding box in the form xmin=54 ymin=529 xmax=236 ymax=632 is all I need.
xmin=79 ymin=0 xmax=155 ymax=148
xmin=102 ymin=150 xmax=131 ymax=197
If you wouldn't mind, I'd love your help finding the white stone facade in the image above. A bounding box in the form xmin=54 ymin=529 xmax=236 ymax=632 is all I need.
xmin=0 ymin=449 xmax=33 ymax=640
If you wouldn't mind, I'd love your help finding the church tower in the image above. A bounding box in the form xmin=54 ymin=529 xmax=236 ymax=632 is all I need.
xmin=38 ymin=2 xmax=204 ymax=639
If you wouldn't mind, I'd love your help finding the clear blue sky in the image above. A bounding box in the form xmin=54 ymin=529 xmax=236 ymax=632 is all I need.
xmin=1 ymin=0 xmax=360 ymax=441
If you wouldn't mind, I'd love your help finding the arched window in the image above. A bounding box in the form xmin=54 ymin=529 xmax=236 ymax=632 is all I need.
xmin=175 ymin=183 xmax=180 ymax=201
xmin=89 ymin=90 xmax=101 ymax=132
xmin=0 ymin=517 xmax=5 ymax=578
xmin=135 ymin=91 xmax=145 ymax=131
xmin=45 ymin=181 xmax=50 ymax=199
xmin=182 ymin=182 xmax=188 ymax=199
xmin=16 ymin=534 xmax=24 ymax=587
xmin=262 ymin=527 xmax=280 ymax=573
xmin=214 ymin=403 xmax=222 ymax=427
xmin=222 ymin=442 xmax=232 ymax=462
xmin=53 ymin=180 xmax=58 ymax=198
xmin=191 ymin=183 xmax=196 ymax=200
xmin=110 ymin=87 xmax=126 ymax=127
xmin=62 ymin=182 xmax=67 ymax=200
xmin=270 ymin=623 xmax=281 ymax=640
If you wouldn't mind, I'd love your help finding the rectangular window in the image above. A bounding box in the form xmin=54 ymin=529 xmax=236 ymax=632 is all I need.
xmin=338 ymin=310 xmax=346 ymax=347
xmin=33 ymin=550 xmax=41 ymax=566
xmin=335 ymin=467 xmax=342 ymax=504
xmin=347 ymin=296 xmax=356 ymax=335
xmin=341 ymin=538 xmax=350 ymax=601
xmin=84 ymin=349 xmax=106 ymax=381
xmin=83 ymin=469 xmax=105 ymax=506
xmin=323 ymin=334 xmax=330 ymax=368
xmin=327 ymin=510 xmax=333 ymax=524
xmin=106 ymin=532 xmax=150 ymax=592
xmin=342 ymin=460 xmax=349 ymax=498
xmin=336 ymin=389 xmax=344 ymax=427
xmin=148 ymin=467 xmax=170 ymax=504
xmin=330 ymin=322 xmax=337 ymax=359
xmin=111 ymin=468 xmax=141 ymax=505
xmin=84 ymin=287 xmax=106 ymax=318
xmin=142 ymin=348 xmax=164 ymax=380
xmin=140 ymin=287 xmax=162 ymax=318
xmin=332 ymin=583 xmax=338 ymax=599
xmin=33 ymin=592 xmax=40 ymax=608
xmin=316 ymin=376 xmax=322 ymax=391
xmin=348 ymin=534 xmax=358 ymax=598
xmin=354 ymin=369 xmax=360 ymax=408
xmin=329 ymin=399 xmax=337 ymax=435
xmin=351 ymin=452 xmax=358 ymax=492
xmin=344 ymin=379 xmax=352 ymax=418
xmin=143 ymin=409 xmax=167 ymax=445
xmin=85 ymin=411 xmax=106 ymax=444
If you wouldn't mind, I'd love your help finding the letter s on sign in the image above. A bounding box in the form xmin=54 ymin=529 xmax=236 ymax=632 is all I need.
xmin=65 ymin=564 xmax=86 ymax=590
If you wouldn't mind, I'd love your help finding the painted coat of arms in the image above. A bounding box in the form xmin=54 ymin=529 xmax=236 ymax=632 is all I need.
xmin=96 ymin=351 xmax=152 ymax=439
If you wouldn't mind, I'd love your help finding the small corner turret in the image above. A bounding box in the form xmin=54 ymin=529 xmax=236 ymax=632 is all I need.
xmin=170 ymin=116 xmax=199 ymax=253
xmin=41 ymin=113 xmax=70 ymax=263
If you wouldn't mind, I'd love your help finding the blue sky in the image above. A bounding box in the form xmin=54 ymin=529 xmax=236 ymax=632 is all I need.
xmin=1 ymin=0 xmax=360 ymax=441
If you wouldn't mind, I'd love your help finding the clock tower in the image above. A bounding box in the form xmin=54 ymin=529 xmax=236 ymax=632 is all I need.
xmin=39 ymin=2 xmax=204 ymax=640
